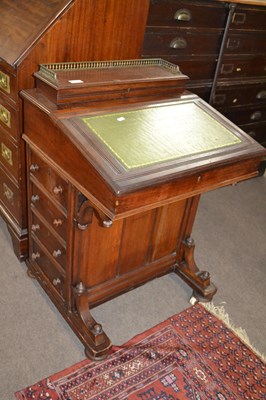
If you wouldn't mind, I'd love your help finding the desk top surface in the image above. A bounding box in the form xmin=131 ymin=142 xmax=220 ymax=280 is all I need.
xmin=80 ymin=102 xmax=241 ymax=170
xmin=53 ymin=94 xmax=264 ymax=194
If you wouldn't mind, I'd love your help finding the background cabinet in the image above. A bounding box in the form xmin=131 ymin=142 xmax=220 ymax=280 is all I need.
xmin=142 ymin=0 xmax=266 ymax=152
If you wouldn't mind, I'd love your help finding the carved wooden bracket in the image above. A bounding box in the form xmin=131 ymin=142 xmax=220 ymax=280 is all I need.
xmin=175 ymin=237 xmax=217 ymax=302
xmin=76 ymin=197 xmax=113 ymax=230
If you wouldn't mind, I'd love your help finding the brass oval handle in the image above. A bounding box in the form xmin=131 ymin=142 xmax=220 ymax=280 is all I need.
xmin=31 ymin=194 xmax=40 ymax=203
xmin=0 ymin=71 xmax=10 ymax=93
xmin=250 ymin=111 xmax=262 ymax=121
xmin=1 ymin=143 xmax=13 ymax=166
xmin=170 ymin=37 xmax=187 ymax=49
xmin=30 ymin=163 xmax=39 ymax=172
xmin=53 ymin=218 xmax=63 ymax=227
xmin=174 ymin=8 xmax=191 ymax=22
xmin=0 ymin=104 xmax=11 ymax=127
xmin=53 ymin=277 xmax=61 ymax=286
xmin=3 ymin=183 xmax=13 ymax=204
xmin=53 ymin=185 xmax=63 ymax=195
xmin=32 ymin=252 xmax=40 ymax=260
xmin=256 ymin=90 xmax=266 ymax=99
xmin=53 ymin=249 xmax=62 ymax=258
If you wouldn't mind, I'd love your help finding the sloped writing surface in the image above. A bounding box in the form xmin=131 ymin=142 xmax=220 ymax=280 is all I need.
xmin=82 ymin=102 xmax=242 ymax=170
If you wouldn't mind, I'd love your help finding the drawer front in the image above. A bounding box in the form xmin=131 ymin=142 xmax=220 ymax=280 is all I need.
xmin=212 ymin=84 xmax=266 ymax=108
xmin=0 ymin=95 xmax=18 ymax=140
xmin=30 ymin=212 xmax=66 ymax=270
xmin=0 ymin=64 xmax=16 ymax=101
xmin=147 ymin=0 xmax=227 ymax=29
xmin=30 ymin=182 xmax=67 ymax=240
xmin=220 ymin=106 xmax=266 ymax=126
xmin=230 ymin=7 xmax=266 ymax=32
xmin=224 ymin=33 xmax=266 ymax=55
xmin=218 ymin=56 xmax=266 ymax=79
xmin=143 ymin=30 xmax=222 ymax=57
xmin=241 ymin=122 xmax=266 ymax=146
xmin=29 ymin=151 xmax=68 ymax=210
xmin=0 ymin=170 xmax=20 ymax=222
xmin=0 ymin=130 xmax=19 ymax=181
xmin=30 ymin=240 xmax=65 ymax=301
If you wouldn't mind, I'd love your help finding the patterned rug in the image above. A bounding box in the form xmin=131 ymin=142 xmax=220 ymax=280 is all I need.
xmin=15 ymin=304 xmax=265 ymax=400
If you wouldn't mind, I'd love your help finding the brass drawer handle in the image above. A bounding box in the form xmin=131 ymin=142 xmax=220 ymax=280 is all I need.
xmin=250 ymin=111 xmax=262 ymax=121
xmin=170 ymin=37 xmax=187 ymax=49
xmin=220 ymin=64 xmax=234 ymax=75
xmin=3 ymin=183 xmax=14 ymax=204
xmin=31 ymin=224 xmax=40 ymax=232
xmin=53 ymin=185 xmax=63 ymax=195
xmin=53 ymin=277 xmax=61 ymax=286
xmin=213 ymin=94 xmax=226 ymax=106
xmin=30 ymin=163 xmax=39 ymax=172
xmin=31 ymin=194 xmax=40 ymax=203
xmin=1 ymin=142 xmax=13 ymax=166
xmin=226 ymin=38 xmax=240 ymax=51
xmin=53 ymin=249 xmax=62 ymax=258
xmin=174 ymin=8 xmax=191 ymax=22
xmin=0 ymin=71 xmax=10 ymax=93
xmin=232 ymin=12 xmax=246 ymax=25
xmin=0 ymin=104 xmax=11 ymax=128
xmin=32 ymin=252 xmax=40 ymax=260
xmin=53 ymin=218 xmax=63 ymax=227
xmin=256 ymin=90 xmax=266 ymax=99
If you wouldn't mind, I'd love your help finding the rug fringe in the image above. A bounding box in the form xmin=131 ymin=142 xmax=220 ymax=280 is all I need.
xmin=201 ymin=302 xmax=266 ymax=363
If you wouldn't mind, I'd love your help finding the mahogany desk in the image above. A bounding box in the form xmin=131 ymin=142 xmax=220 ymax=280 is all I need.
xmin=21 ymin=60 xmax=265 ymax=359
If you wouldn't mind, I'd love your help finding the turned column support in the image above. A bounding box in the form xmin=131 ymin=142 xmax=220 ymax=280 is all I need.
xmin=175 ymin=237 xmax=217 ymax=303
xmin=73 ymin=282 xmax=112 ymax=360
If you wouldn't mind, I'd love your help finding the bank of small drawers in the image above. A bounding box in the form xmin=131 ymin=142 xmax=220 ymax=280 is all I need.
xmin=28 ymin=150 xmax=68 ymax=300
xmin=214 ymin=3 xmax=266 ymax=146
xmin=142 ymin=0 xmax=227 ymax=99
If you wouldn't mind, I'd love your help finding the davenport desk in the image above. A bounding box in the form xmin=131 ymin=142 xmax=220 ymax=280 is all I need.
xmin=21 ymin=60 xmax=265 ymax=359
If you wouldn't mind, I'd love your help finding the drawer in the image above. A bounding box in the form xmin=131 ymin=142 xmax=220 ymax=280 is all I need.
xmin=30 ymin=239 xmax=66 ymax=301
xmin=0 ymin=63 xmax=17 ymax=101
xmin=29 ymin=182 xmax=67 ymax=240
xmin=0 ymin=170 xmax=20 ymax=223
xmin=143 ymin=30 xmax=222 ymax=57
xmin=212 ymin=83 xmax=266 ymax=108
xmin=0 ymin=130 xmax=19 ymax=181
xmin=240 ymin=122 xmax=266 ymax=146
xmin=224 ymin=32 xmax=266 ymax=55
xmin=230 ymin=6 xmax=266 ymax=32
xmin=218 ymin=56 xmax=266 ymax=79
xmin=147 ymin=0 xmax=227 ymax=29
xmin=30 ymin=211 xmax=66 ymax=270
xmin=219 ymin=106 xmax=266 ymax=126
xmin=0 ymin=95 xmax=18 ymax=140
xmin=29 ymin=151 xmax=68 ymax=210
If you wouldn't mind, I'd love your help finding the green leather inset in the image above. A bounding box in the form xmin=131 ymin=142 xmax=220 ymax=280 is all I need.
xmin=82 ymin=103 xmax=241 ymax=169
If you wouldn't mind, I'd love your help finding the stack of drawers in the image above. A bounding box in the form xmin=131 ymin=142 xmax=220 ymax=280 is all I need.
xmin=142 ymin=0 xmax=228 ymax=101
xmin=27 ymin=150 xmax=68 ymax=303
xmin=142 ymin=0 xmax=266 ymax=154
xmin=0 ymin=63 xmax=26 ymax=254
xmin=212 ymin=3 xmax=266 ymax=147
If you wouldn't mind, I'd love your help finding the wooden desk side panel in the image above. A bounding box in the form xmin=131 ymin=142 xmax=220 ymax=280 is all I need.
xmin=72 ymin=199 xmax=192 ymax=306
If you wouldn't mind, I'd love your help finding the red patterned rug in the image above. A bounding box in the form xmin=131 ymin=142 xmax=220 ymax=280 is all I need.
xmin=15 ymin=304 xmax=265 ymax=400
